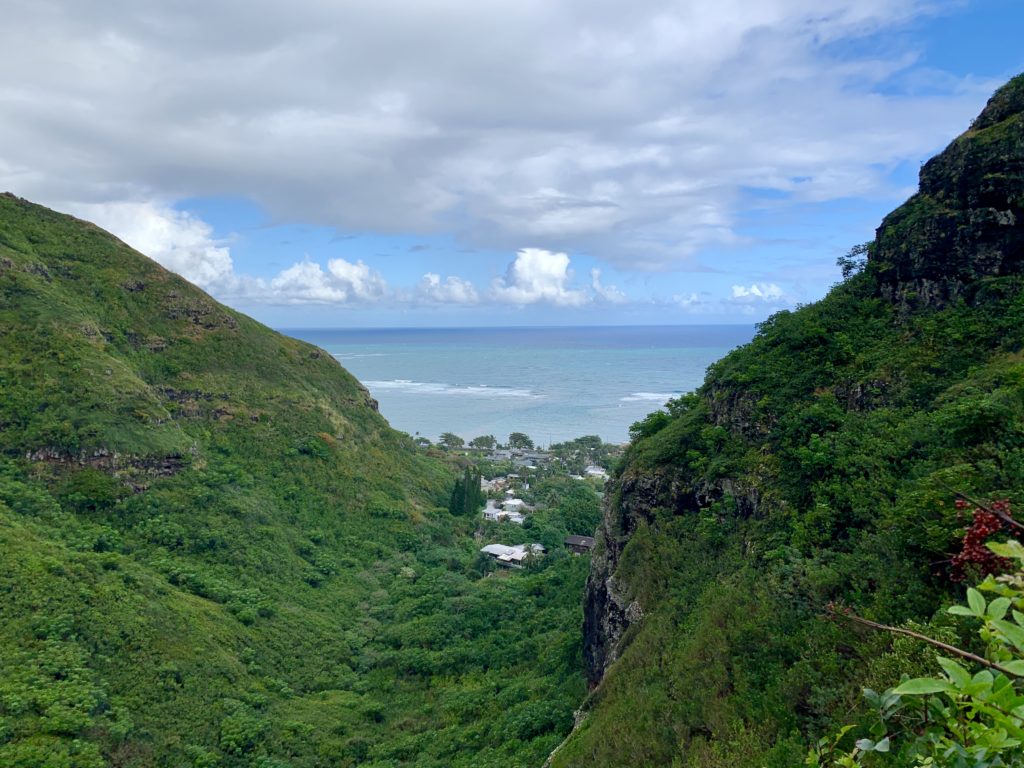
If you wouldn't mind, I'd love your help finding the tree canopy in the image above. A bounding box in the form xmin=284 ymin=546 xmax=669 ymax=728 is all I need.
xmin=469 ymin=435 xmax=497 ymax=450
xmin=508 ymin=432 xmax=534 ymax=450
xmin=438 ymin=432 xmax=465 ymax=450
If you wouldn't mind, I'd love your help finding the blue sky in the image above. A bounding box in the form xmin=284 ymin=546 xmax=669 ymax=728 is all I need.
xmin=1 ymin=0 xmax=1022 ymax=327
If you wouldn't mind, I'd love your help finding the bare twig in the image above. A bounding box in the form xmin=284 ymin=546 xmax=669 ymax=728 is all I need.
xmin=827 ymin=605 xmax=1024 ymax=679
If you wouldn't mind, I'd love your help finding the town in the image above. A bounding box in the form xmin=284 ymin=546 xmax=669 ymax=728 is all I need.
xmin=417 ymin=433 xmax=621 ymax=569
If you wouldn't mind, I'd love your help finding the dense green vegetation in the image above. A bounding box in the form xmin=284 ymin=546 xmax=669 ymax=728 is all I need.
xmin=813 ymin=532 xmax=1024 ymax=766
xmin=0 ymin=194 xmax=595 ymax=767
xmin=552 ymin=73 xmax=1024 ymax=767
xmin=4 ymin=70 xmax=1021 ymax=768
xmin=548 ymin=436 xmax=622 ymax=476
xmin=448 ymin=467 xmax=485 ymax=516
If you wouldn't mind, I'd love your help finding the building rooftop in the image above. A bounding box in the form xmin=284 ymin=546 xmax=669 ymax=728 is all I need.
xmin=480 ymin=543 xmax=546 ymax=564
xmin=565 ymin=535 xmax=596 ymax=548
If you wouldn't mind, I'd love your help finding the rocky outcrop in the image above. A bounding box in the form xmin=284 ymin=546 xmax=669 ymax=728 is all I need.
xmin=872 ymin=74 xmax=1024 ymax=310
xmin=583 ymin=471 xmax=693 ymax=685
xmin=705 ymin=380 xmax=773 ymax=439
xmin=164 ymin=292 xmax=239 ymax=330
xmin=24 ymin=447 xmax=187 ymax=491
xmin=582 ymin=499 xmax=633 ymax=685
xmin=583 ymin=464 xmax=765 ymax=686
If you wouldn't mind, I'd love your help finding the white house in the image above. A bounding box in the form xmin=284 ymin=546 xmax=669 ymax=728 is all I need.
xmin=585 ymin=465 xmax=609 ymax=480
xmin=480 ymin=543 xmax=546 ymax=568
xmin=502 ymin=498 xmax=526 ymax=513
xmin=483 ymin=500 xmax=524 ymax=525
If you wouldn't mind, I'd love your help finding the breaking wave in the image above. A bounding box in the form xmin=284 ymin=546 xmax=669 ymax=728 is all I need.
xmin=364 ymin=380 xmax=540 ymax=399
xmin=620 ymin=392 xmax=676 ymax=402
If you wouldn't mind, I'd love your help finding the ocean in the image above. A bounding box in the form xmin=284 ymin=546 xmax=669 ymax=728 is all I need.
xmin=284 ymin=325 xmax=755 ymax=445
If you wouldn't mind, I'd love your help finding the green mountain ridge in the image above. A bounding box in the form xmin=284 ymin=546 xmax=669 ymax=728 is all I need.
xmin=0 ymin=195 xmax=593 ymax=767
xmin=4 ymin=71 xmax=1024 ymax=768
xmin=551 ymin=73 xmax=1024 ymax=766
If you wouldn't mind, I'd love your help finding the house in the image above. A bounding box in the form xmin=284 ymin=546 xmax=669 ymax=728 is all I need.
xmin=483 ymin=500 xmax=502 ymax=521
xmin=565 ymin=535 xmax=596 ymax=554
xmin=502 ymin=498 xmax=526 ymax=513
xmin=520 ymin=450 xmax=554 ymax=466
xmin=480 ymin=543 xmax=546 ymax=568
xmin=483 ymin=500 xmax=524 ymax=525
xmin=584 ymin=465 xmax=609 ymax=480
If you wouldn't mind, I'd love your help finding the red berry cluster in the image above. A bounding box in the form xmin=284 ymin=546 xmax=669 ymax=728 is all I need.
xmin=950 ymin=499 xmax=1013 ymax=581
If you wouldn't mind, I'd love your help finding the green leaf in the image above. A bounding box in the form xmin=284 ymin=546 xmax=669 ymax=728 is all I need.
xmin=968 ymin=588 xmax=986 ymax=617
xmin=988 ymin=597 xmax=1012 ymax=621
xmin=937 ymin=657 xmax=971 ymax=687
xmin=948 ymin=605 xmax=975 ymax=616
xmin=893 ymin=678 xmax=953 ymax=695
xmin=1003 ymin=660 xmax=1024 ymax=677
xmin=992 ymin=618 xmax=1024 ymax=651
xmin=873 ymin=736 xmax=890 ymax=753
xmin=971 ymin=670 xmax=994 ymax=686
xmin=988 ymin=540 xmax=1024 ymax=562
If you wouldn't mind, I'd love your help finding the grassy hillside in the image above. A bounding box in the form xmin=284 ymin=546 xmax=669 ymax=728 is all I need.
xmin=551 ymin=74 xmax=1024 ymax=767
xmin=0 ymin=194 xmax=592 ymax=767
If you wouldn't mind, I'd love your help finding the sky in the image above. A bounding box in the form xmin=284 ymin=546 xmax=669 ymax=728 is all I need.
xmin=2 ymin=0 xmax=1022 ymax=327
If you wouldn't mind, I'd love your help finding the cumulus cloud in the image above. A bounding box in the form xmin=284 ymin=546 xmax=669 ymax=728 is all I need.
xmin=730 ymin=283 xmax=786 ymax=302
xmin=66 ymin=201 xmax=235 ymax=289
xmin=491 ymin=248 xmax=588 ymax=307
xmin=416 ymin=273 xmax=479 ymax=304
xmin=68 ymin=199 xmax=390 ymax=305
xmin=591 ymin=268 xmax=627 ymax=304
xmin=0 ymin=1 xmax=996 ymax=272
xmin=268 ymin=258 xmax=387 ymax=304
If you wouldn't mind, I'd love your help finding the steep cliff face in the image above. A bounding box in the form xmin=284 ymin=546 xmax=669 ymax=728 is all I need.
xmin=583 ymin=473 xmax=667 ymax=684
xmin=559 ymin=74 xmax=1024 ymax=767
xmin=873 ymin=74 xmax=1024 ymax=310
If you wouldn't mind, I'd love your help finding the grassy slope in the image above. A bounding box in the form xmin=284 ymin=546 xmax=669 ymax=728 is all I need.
xmin=0 ymin=195 xmax=591 ymax=767
xmin=552 ymin=77 xmax=1024 ymax=767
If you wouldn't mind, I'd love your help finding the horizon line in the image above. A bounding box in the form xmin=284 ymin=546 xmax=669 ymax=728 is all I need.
xmin=275 ymin=322 xmax=759 ymax=332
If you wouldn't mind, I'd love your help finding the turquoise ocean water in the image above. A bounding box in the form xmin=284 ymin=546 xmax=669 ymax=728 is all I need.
xmin=284 ymin=326 xmax=754 ymax=445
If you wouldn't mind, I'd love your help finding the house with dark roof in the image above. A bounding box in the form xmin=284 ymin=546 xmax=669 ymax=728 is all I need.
xmin=564 ymin=535 xmax=596 ymax=555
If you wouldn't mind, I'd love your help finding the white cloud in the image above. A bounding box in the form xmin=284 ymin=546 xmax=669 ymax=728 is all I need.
xmin=66 ymin=201 xmax=235 ymax=289
xmin=325 ymin=258 xmax=387 ymax=302
xmin=267 ymin=258 xmax=386 ymax=304
xmin=0 ymin=1 xmax=997 ymax=272
xmin=68 ymin=199 xmax=388 ymax=305
xmin=674 ymin=292 xmax=703 ymax=309
xmin=416 ymin=273 xmax=479 ymax=304
xmin=491 ymin=248 xmax=588 ymax=307
xmin=669 ymin=283 xmax=793 ymax=315
xmin=591 ymin=268 xmax=627 ymax=304
xmin=730 ymin=283 xmax=786 ymax=302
